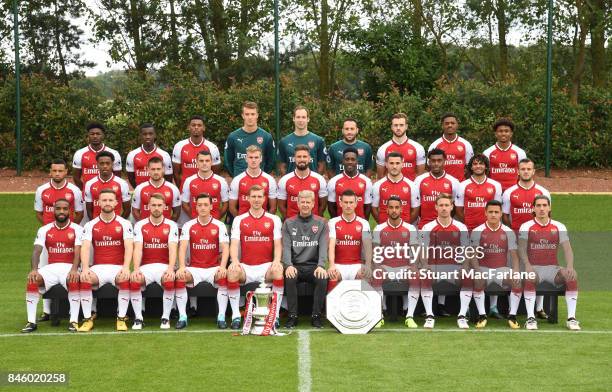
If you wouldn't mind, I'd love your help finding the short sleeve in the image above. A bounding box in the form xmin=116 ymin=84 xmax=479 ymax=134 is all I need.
xmin=181 ymin=177 xmax=192 ymax=203
xmin=133 ymin=222 xmax=143 ymax=243
xmin=120 ymin=181 xmax=131 ymax=202
xmin=171 ymin=185 xmax=182 ymax=207
xmin=112 ymin=150 xmax=122 ymax=172
xmin=82 ymin=223 xmax=93 ymax=241
xmin=502 ymin=189 xmax=511 ymax=214
xmin=125 ymin=150 xmax=135 ymax=173
xmin=34 ymin=227 xmax=46 ymax=247
xmin=327 ymin=177 xmax=337 ymax=202
xmin=172 ymin=142 xmax=182 ymax=164
xmin=507 ymin=229 xmax=518 ymax=250
xmin=267 ymin=176 xmax=278 ymax=199
xmin=121 ymin=220 xmax=134 ymax=240
xmin=72 ymin=150 xmax=82 ymax=169
xmin=317 ymin=175 xmax=328 ymax=198
xmin=132 ymin=185 xmax=142 ymax=209
xmin=161 ymin=150 xmax=174 ymax=174
xmin=218 ymin=223 xmax=229 ymax=243
xmin=328 ymin=220 xmax=337 ymax=239
xmin=230 ymin=215 xmax=242 ymax=240
xmin=364 ymin=178 xmax=373 ymax=204
xmin=375 ymin=145 xmax=386 ymax=167
xmin=273 ymin=215 xmax=282 ymax=240
xmin=168 ymin=222 xmax=179 ymax=243
xmin=34 ymin=187 xmax=44 ymax=212
xmin=179 ymin=222 xmax=191 ymax=241
xmin=415 ymin=143 xmax=426 ymax=165
xmin=229 ymin=177 xmax=240 ymax=200
xmin=276 ymin=176 xmax=288 ymax=200
xmin=455 ymin=182 xmax=466 ymax=207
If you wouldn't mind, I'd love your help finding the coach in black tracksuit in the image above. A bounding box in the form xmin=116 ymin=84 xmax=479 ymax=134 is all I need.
xmin=282 ymin=190 xmax=328 ymax=329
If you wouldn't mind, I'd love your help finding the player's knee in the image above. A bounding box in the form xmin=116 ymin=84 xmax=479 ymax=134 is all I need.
xmin=117 ymin=280 xmax=130 ymax=290
xmin=162 ymin=280 xmax=175 ymax=291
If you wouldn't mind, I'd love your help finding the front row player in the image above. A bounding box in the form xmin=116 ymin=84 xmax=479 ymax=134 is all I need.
xmin=228 ymin=185 xmax=284 ymax=329
xmin=131 ymin=194 xmax=180 ymax=329
xmin=176 ymin=194 xmax=230 ymax=329
xmin=518 ymin=195 xmax=580 ymax=330
xmin=78 ymin=189 xmax=134 ymax=332
xmin=23 ymin=200 xmax=83 ymax=333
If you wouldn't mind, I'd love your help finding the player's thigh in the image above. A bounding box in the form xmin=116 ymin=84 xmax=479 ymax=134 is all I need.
xmin=243 ymin=263 xmax=271 ymax=284
xmin=533 ymin=265 xmax=562 ymax=286
xmin=38 ymin=263 xmax=72 ymax=292
xmin=90 ymin=265 xmax=122 ymax=287
xmin=186 ymin=266 xmax=217 ymax=287
xmin=140 ymin=263 xmax=167 ymax=286
xmin=336 ymin=264 xmax=362 ymax=281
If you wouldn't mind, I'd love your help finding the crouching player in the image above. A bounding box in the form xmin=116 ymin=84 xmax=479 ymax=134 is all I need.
xmin=470 ymin=200 xmax=522 ymax=329
xmin=419 ymin=194 xmax=470 ymax=329
xmin=176 ymin=193 xmax=230 ymax=329
xmin=518 ymin=195 xmax=580 ymax=330
xmin=22 ymin=199 xmax=83 ymax=333
xmin=372 ymin=196 xmax=420 ymax=329
xmin=131 ymin=193 xmax=179 ymax=329
xmin=228 ymin=185 xmax=284 ymax=330
xmin=78 ymin=189 xmax=134 ymax=332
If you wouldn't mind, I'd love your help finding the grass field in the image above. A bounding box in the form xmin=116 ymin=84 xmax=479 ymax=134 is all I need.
xmin=0 ymin=194 xmax=611 ymax=391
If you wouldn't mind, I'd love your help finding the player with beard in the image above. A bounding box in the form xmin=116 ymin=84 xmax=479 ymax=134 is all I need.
xmin=327 ymin=147 xmax=373 ymax=219
xmin=327 ymin=118 xmax=374 ymax=177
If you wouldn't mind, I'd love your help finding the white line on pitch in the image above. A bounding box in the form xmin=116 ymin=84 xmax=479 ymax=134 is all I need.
xmin=297 ymin=330 xmax=312 ymax=392
xmin=378 ymin=328 xmax=612 ymax=335
xmin=0 ymin=329 xmax=232 ymax=338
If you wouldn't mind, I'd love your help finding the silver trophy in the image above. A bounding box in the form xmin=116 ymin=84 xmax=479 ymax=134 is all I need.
xmin=326 ymin=280 xmax=382 ymax=334
xmin=251 ymin=282 xmax=273 ymax=335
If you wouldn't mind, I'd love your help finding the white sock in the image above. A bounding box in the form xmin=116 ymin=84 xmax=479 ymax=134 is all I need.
xmin=162 ymin=287 xmax=175 ymax=320
xmin=406 ymin=287 xmax=419 ymax=318
xmin=68 ymin=286 xmax=80 ymax=323
xmin=80 ymin=283 xmax=93 ymax=318
xmin=228 ymin=284 xmax=240 ymax=320
xmin=175 ymin=285 xmax=188 ymax=318
xmin=117 ymin=284 xmax=130 ymax=318
xmin=524 ymin=287 xmax=536 ymax=319
xmin=421 ymin=287 xmax=434 ymax=316
xmin=381 ymin=293 xmax=387 ymax=311
xmin=402 ymin=294 xmax=408 ymax=311
xmin=473 ymin=290 xmax=486 ymax=316
xmin=536 ymin=295 xmax=544 ymax=311
xmin=189 ymin=296 xmax=198 ymax=310
xmin=43 ymin=298 xmax=51 ymax=314
xmin=459 ymin=288 xmax=472 ymax=317
xmin=91 ymin=297 xmax=97 ymax=313
xmin=438 ymin=295 xmax=446 ymax=305
xmin=489 ymin=295 xmax=498 ymax=310
xmin=272 ymin=280 xmax=284 ymax=320
xmin=217 ymin=286 xmax=229 ymax=320
xmin=130 ymin=284 xmax=143 ymax=320
xmin=26 ymin=284 xmax=40 ymax=324
xmin=566 ymin=290 xmax=578 ymax=319
xmin=509 ymin=289 xmax=522 ymax=316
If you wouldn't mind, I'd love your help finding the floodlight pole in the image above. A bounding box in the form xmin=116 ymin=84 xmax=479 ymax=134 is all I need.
xmin=13 ymin=0 xmax=22 ymax=176
xmin=274 ymin=0 xmax=281 ymax=175
xmin=544 ymin=0 xmax=553 ymax=178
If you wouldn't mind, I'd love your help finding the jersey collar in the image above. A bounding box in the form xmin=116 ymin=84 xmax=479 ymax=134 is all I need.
xmin=435 ymin=217 xmax=453 ymax=228
xmin=49 ymin=179 xmax=68 ymax=190
xmin=188 ymin=137 xmax=204 ymax=147
xmin=429 ymin=171 xmax=446 ymax=180
xmin=385 ymin=175 xmax=404 ymax=184
xmin=294 ymin=169 xmax=311 ymax=180
xmin=196 ymin=216 xmax=213 ymax=226
xmin=341 ymin=213 xmax=356 ymax=223
xmin=88 ymin=144 xmax=105 ymax=153
xmin=534 ymin=217 xmax=551 ymax=227
xmin=392 ymin=136 xmax=408 ymax=145
xmin=197 ymin=171 xmax=214 ymax=181
xmin=148 ymin=217 xmax=165 ymax=227
xmin=148 ymin=179 xmax=166 ymax=188
xmin=141 ymin=144 xmax=158 ymax=154
xmin=53 ymin=220 xmax=72 ymax=230
xmin=100 ymin=213 xmax=117 ymax=224
xmin=517 ymin=181 xmax=536 ymax=191
xmin=98 ymin=173 xmax=115 ymax=183
xmin=342 ymin=171 xmax=359 ymax=179
xmin=442 ymin=134 xmax=459 ymax=143
xmin=248 ymin=209 xmax=266 ymax=219
xmin=470 ymin=175 xmax=488 ymax=185
xmin=386 ymin=219 xmax=404 ymax=229
xmin=485 ymin=221 xmax=502 ymax=232
xmin=246 ymin=169 xmax=263 ymax=178
xmin=495 ymin=142 xmax=513 ymax=152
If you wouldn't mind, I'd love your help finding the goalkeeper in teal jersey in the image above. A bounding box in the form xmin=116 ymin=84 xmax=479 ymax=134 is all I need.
xmin=224 ymin=101 xmax=276 ymax=177
xmin=327 ymin=118 xmax=374 ymax=177
xmin=277 ymin=106 xmax=327 ymax=176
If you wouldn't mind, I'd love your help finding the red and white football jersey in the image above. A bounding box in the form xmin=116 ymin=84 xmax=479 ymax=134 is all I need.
xmin=372 ymin=220 xmax=418 ymax=267
xmin=376 ymin=139 xmax=426 ymax=180
xmin=125 ymin=145 xmax=173 ymax=186
xmin=72 ymin=144 xmax=122 ymax=189
xmin=34 ymin=180 xmax=84 ymax=225
xmin=371 ymin=176 xmax=419 ymax=224
xmin=328 ymin=215 xmax=371 ymax=264
xmin=132 ymin=180 xmax=181 ymax=220
xmin=34 ymin=222 xmax=82 ymax=264
xmin=414 ymin=172 xmax=460 ymax=229
xmin=172 ymin=138 xmax=221 ymax=187
xmin=428 ymin=136 xmax=474 ymax=181
xmin=455 ymin=176 xmax=502 ymax=231
xmin=84 ymin=175 xmax=131 ymax=218
xmin=470 ymin=222 xmax=516 ymax=268
xmin=519 ymin=219 xmax=569 ymax=266
xmin=133 ymin=218 xmax=179 ymax=265
xmin=277 ymin=170 xmax=327 ymax=218
xmin=230 ymin=211 xmax=282 ymax=266
xmin=419 ymin=219 xmax=469 ymax=265
xmin=502 ymin=183 xmax=551 ymax=231
xmin=82 ymin=215 xmax=133 ymax=265
xmin=180 ymin=216 xmax=229 ymax=269
xmin=327 ymin=172 xmax=373 ymax=219
xmin=483 ymin=143 xmax=527 ymax=191
xmin=181 ymin=172 xmax=229 ymax=220
xmin=229 ymin=170 xmax=278 ymax=215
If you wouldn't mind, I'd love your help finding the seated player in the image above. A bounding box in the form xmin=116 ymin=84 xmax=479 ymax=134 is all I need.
xmin=327 ymin=189 xmax=373 ymax=286
xmin=372 ymin=196 xmax=420 ymax=329
xmin=518 ymin=195 xmax=580 ymax=331
xmin=131 ymin=194 xmax=180 ymax=329
xmin=228 ymin=185 xmax=284 ymax=330
xmin=419 ymin=194 xmax=470 ymax=329
xmin=282 ymin=190 xmax=328 ymax=329
xmin=78 ymin=189 xmax=134 ymax=332
xmin=22 ymin=199 xmax=82 ymax=333
xmin=470 ymin=200 xmax=521 ymax=329
xmin=176 ymin=193 xmax=230 ymax=329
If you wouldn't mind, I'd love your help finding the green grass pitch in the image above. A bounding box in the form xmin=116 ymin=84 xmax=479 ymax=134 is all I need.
xmin=0 ymin=194 xmax=611 ymax=391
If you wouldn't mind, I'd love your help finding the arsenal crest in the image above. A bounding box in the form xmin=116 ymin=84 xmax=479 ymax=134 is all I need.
xmin=358 ymin=183 xmax=364 ymax=188
xmin=402 ymin=187 xmax=409 ymax=193
xmin=163 ymin=228 xmax=170 ymax=235
xmin=257 ymin=137 xmax=263 ymax=144
xmin=65 ymin=193 xmax=73 ymax=200
xmin=500 ymin=233 xmax=506 ymax=240
xmin=312 ymin=225 xmax=319 ymax=233
xmin=67 ymin=232 xmax=75 ymax=239
xmin=356 ymin=225 xmax=361 ymax=231
xmin=264 ymin=222 xmax=271 ymax=228
xmin=452 ymin=232 xmax=458 ymax=238
xmin=487 ymin=188 xmax=494 ymax=194
xmin=510 ymin=153 xmax=517 ymax=159
xmin=407 ymin=149 xmax=413 ymax=156
xmin=308 ymin=141 xmax=315 ymax=149
xmin=261 ymin=182 xmax=268 ymax=188
xmin=212 ymin=183 xmax=218 ymax=190
xmin=164 ymin=191 xmax=171 ymax=197
xmin=457 ymin=146 xmax=464 ymax=152
xmin=357 ymin=148 xmax=364 ymax=156
xmin=310 ymin=183 xmax=317 ymax=190
xmin=211 ymin=229 xmax=218 ymax=235
xmin=401 ymin=232 xmax=408 ymax=238
xmin=115 ymin=226 xmax=122 ymax=233
xmin=112 ymin=185 xmax=119 ymax=192
xmin=443 ymin=183 xmax=450 ymax=189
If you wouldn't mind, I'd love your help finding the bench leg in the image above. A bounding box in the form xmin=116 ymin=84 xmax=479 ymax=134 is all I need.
xmin=50 ymin=298 xmax=61 ymax=326
xmin=549 ymin=295 xmax=558 ymax=324
xmin=389 ymin=295 xmax=398 ymax=322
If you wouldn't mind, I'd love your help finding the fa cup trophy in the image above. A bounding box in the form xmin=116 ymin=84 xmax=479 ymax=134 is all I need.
xmin=242 ymin=281 xmax=285 ymax=336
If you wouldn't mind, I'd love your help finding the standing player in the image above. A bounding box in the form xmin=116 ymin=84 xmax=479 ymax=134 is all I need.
xmin=327 ymin=147 xmax=373 ymax=219
xmin=327 ymin=190 xmax=373 ymax=290
xmin=277 ymin=145 xmax=328 ymax=219
xmin=455 ymin=154 xmax=502 ymax=231
xmin=518 ymin=195 xmax=580 ymax=330
xmin=371 ymin=152 xmax=419 ymax=224
xmin=72 ymin=122 xmax=122 ymax=190
xmin=413 ymin=148 xmax=460 ymax=229
xmin=376 ymin=113 xmax=426 ymax=181
xmin=84 ymin=151 xmax=131 ymax=219
xmin=327 ymin=118 xmax=374 ymax=177
xmin=229 ymin=146 xmax=277 ymax=217
xmin=470 ymin=200 xmax=521 ymax=329
xmin=483 ymin=118 xmax=527 ymax=191
xmin=132 ymin=157 xmax=181 ymax=221
xmin=418 ymin=194 xmax=470 ymax=328
xmin=77 ymin=189 xmax=134 ymax=332
xmin=428 ymin=113 xmax=473 ymax=181
xmin=35 ymin=159 xmax=84 ymax=225
xmin=172 ymin=115 xmax=221 ymax=188
xmin=176 ymin=194 xmax=230 ymax=329
xmin=130 ymin=194 xmax=179 ymax=329
xmin=282 ymin=190 xmax=329 ymax=329
xmin=372 ymin=196 xmax=420 ymax=328
xmin=22 ymin=200 xmax=82 ymax=333
xmin=181 ymin=150 xmax=229 ymax=221
xmin=224 ymin=101 xmax=276 ymax=177
xmin=126 ymin=123 xmax=173 ymax=188
xmin=278 ymin=106 xmax=327 ymax=176
xmin=228 ymin=185 xmax=284 ymax=329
